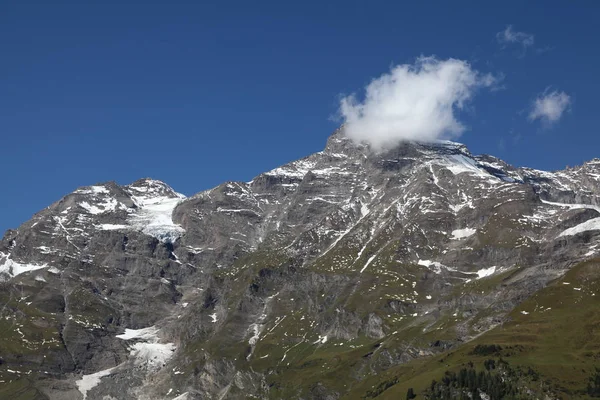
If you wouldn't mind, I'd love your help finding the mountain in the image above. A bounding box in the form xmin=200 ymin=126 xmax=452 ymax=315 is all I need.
xmin=2 ymin=129 xmax=600 ymax=399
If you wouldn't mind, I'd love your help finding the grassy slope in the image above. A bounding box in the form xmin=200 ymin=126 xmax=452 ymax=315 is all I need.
xmin=340 ymin=258 xmax=600 ymax=399
xmin=0 ymin=286 xmax=62 ymax=400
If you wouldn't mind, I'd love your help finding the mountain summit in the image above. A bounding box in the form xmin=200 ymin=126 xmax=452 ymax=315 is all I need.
xmin=2 ymin=130 xmax=600 ymax=399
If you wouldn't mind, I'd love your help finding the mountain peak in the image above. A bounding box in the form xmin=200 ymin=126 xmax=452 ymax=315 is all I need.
xmin=126 ymin=178 xmax=184 ymax=200
xmin=4 ymin=130 xmax=600 ymax=400
xmin=325 ymin=127 xmax=472 ymax=159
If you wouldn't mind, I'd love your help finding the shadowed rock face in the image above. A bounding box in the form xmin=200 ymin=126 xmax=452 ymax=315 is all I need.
xmin=2 ymin=129 xmax=600 ymax=399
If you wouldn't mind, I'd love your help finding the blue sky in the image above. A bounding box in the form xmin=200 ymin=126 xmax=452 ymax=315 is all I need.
xmin=1 ymin=1 xmax=599 ymax=232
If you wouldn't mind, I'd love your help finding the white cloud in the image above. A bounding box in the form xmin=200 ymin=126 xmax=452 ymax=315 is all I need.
xmin=339 ymin=56 xmax=496 ymax=151
xmin=496 ymin=25 xmax=534 ymax=49
xmin=528 ymin=89 xmax=571 ymax=125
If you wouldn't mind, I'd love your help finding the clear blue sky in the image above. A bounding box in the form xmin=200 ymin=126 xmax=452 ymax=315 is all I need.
xmin=1 ymin=1 xmax=599 ymax=232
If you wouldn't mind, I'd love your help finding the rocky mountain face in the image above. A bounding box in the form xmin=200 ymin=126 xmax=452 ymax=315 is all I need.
xmin=2 ymin=129 xmax=600 ymax=399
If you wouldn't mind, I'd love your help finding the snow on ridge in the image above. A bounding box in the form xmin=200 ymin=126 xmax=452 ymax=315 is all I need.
xmin=477 ymin=160 xmax=523 ymax=183
xmin=425 ymin=140 xmax=469 ymax=153
xmin=264 ymin=158 xmax=318 ymax=179
xmin=541 ymin=199 xmax=600 ymax=213
xmin=444 ymin=154 xmax=491 ymax=178
xmin=419 ymin=147 xmax=501 ymax=184
xmin=129 ymin=180 xmax=165 ymax=192
xmin=540 ymin=200 xmax=600 ymax=238
xmin=434 ymin=139 xmax=464 ymax=147
xmin=126 ymin=178 xmax=182 ymax=196
xmin=477 ymin=159 xmax=506 ymax=171
xmin=558 ymin=217 xmax=600 ymax=238
xmin=521 ymin=169 xmax=573 ymax=191
xmin=80 ymin=197 xmax=125 ymax=215
xmin=451 ymin=228 xmax=476 ymax=239
xmin=74 ymin=185 xmax=110 ymax=195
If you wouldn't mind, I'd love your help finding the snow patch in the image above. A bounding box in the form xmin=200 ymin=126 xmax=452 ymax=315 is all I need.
xmin=451 ymin=228 xmax=476 ymax=239
xmin=541 ymin=199 xmax=600 ymax=213
xmin=116 ymin=325 xmax=176 ymax=369
xmin=129 ymin=342 xmax=176 ymax=368
xmin=76 ymin=367 xmax=115 ymax=399
xmin=75 ymin=185 xmax=110 ymax=195
xmin=116 ymin=326 xmax=160 ymax=341
xmin=443 ymin=154 xmax=490 ymax=179
xmin=558 ymin=217 xmax=600 ymax=238
xmin=541 ymin=200 xmax=600 ymax=238
xmin=248 ymin=323 xmax=261 ymax=346
xmin=265 ymin=158 xmax=317 ymax=179
xmin=97 ymin=223 xmax=129 ymax=230
xmin=418 ymin=260 xmax=445 ymax=274
xmin=80 ymin=197 xmax=124 ymax=215
xmin=128 ymin=195 xmax=185 ymax=243
xmin=313 ymin=335 xmax=327 ymax=344
xmin=360 ymin=253 xmax=378 ymax=274
xmin=0 ymin=256 xmax=48 ymax=280
xmin=476 ymin=266 xmax=496 ymax=279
